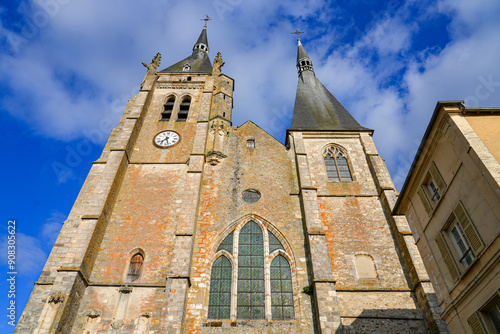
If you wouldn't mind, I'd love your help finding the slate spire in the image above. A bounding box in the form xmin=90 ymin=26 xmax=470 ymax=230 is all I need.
xmin=289 ymin=39 xmax=369 ymax=131
xmin=159 ymin=25 xmax=212 ymax=74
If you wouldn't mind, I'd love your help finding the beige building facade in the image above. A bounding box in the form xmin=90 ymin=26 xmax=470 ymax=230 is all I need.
xmin=394 ymin=101 xmax=500 ymax=333
xmin=16 ymin=27 xmax=449 ymax=333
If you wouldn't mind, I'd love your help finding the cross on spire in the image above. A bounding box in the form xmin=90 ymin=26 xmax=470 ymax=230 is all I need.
xmin=201 ymin=14 xmax=212 ymax=27
xmin=291 ymin=29 xmax=304 ymax=41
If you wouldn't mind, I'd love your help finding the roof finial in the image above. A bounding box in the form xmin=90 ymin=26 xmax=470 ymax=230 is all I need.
xmin=201 ymin=14 xmax=212 ymax=28
xmin=291 ymin=29 xmax=304 ymax=41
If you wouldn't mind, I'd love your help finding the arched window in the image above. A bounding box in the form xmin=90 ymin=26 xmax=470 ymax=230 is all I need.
xmin=208 ymin=256 xmax=232 ymax=319
xmin=323 ymin=145 xmax=353 ymax=181
xmin=177 ymin=96 xmax=191 ymax=122
xmin=207 ymin=220 xmax=294 ymax=321
xmin=162 ymin=96 xmax=175 ymax=121
xmin=126 ymin=253 xmax=144 ymax=283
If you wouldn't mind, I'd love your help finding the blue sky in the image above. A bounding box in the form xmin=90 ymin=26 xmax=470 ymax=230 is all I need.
xmin=1 ymin=0 xmax=499 ymax=331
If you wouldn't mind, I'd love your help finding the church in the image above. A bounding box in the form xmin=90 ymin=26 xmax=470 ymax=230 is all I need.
xmin=16 ymin=24 xmax=449 ymax=333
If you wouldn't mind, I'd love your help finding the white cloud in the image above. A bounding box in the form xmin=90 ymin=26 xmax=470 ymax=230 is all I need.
xmin=40 ymin=211 xmax=65 ymax=246
xmin=0 ymin=0 xmax=499 ymax=191
xmin=0 ymin=233 xmax=46 ymax=275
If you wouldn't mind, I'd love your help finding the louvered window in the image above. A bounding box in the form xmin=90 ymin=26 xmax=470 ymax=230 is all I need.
xmin=177 ymin=97 xmax=191 ymax=122
xmin=126 ymin=254 xmax=144 ymax=283
xmin=207 ymin=220 xmax=294 ymax=321
xmin=323 ymin=146 xmax=353 ymax=182
xmin=418 ymin=161 xmax=447 ymax=214
xmin=162 ymin=96 xmax=175 ymax=121
xmin=435 ymin=201 xmax=484 ymax=281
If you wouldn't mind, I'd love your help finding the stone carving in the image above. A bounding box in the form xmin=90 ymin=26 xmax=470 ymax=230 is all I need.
xmin=48 ymin=292 xmax=65 ymax=304
xmin=86 ymin=309 xmax=101 ymax=318
xmin=206 ymin=151 xmax=227 ymax=166
xmin=119 ymin=285 xmax=133 ymax=294
xmin=111 ymin=321 xmax=124 ymax=329
xmin=212 ymin=52 xmax=225 ymax=75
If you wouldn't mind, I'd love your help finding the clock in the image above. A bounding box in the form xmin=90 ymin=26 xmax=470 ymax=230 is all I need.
xmin=154 ymin=131 xmax=180 ymax=148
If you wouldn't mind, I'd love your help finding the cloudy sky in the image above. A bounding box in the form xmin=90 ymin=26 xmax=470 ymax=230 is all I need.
xmin=1 ymin=0 xmax=499 ymax=330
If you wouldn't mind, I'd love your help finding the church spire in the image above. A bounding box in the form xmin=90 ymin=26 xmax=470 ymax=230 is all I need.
xmin=289 ymin=36 xmax=369 ymax=132
xmin=159 ymin=22 xmax=212 ymax=74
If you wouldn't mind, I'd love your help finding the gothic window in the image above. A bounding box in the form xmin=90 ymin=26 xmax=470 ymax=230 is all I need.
xmin=270 ymin=255 xmax=294 ymax=319
xmin=126 ymin=253 xmax=144 ymax=283
xmin=208 ymin=256 xmax=232 ymax=319
xmin=323 ymin=145 xmax=353 ymax=181
xmin=177 ymin=96 xmax=191 ymax=122
xmin=162 ymin=96 xmax=175 ymax=121
xmin=238 ymin=221 xmax=265 ymax=319
xmin=207 ymin=220 xmax=295 ymax=321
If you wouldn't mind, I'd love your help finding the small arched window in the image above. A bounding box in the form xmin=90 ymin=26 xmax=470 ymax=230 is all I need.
xmin=177 ymin=97 xmax=191 ymax=122
xmin=323 ymin=145 xmax=353 ymax=181
xmin=162 ymin=96 xmax=175 ymax=121
xmin=126 ymin=254 xmax=144 ymax=283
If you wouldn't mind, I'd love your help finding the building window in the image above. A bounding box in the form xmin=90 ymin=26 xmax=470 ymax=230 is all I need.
xmin=182 ymin=63 xmax=191 ymax=71
xmin=207 ymin=219 xmax=294 ymax=321
xmin=242 ymin=189 xmax=260 ymax=203
xmin=435 ymin=201 xmax=484 ymax=282
xmin=126 ymin=253 xmax=144 ymax=283
xmin=162 ymin=96 xmax=175 ymax=121
xmin=246 ymin=139 xmax=255 ymax=148
xmin=323 ymin=145 xmax=353 ymax=181
xmin=177 ymin=96 xmax=191 ymax=122
xmin=417 ymin=161 xmax=447 ymax=214
xmin=468 ymin=293 xmax=500 ymax=334
xmin=208 ymin=256 xmax=232 ymax=320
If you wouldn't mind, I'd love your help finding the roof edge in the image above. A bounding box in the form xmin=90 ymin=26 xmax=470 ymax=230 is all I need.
xmin=393 ymin=100 xmax=465 ymax=214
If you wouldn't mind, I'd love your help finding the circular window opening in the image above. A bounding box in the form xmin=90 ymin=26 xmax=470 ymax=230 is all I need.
xmin=242 ymin=189 xmax=261 ymax=203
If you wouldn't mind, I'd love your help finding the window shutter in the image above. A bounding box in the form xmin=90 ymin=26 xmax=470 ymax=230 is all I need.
xmin=429 ymin=161 xmax=447 ymax=192
xmin=467 ymin=312 xmax=486 ymax=334
xmin=435 ymin=233 xmax=460 ymax=281
xmin=454 ymin=201 xmax=485 ymax=255
xmin=418 ymin=186 xmax=432 ymax=214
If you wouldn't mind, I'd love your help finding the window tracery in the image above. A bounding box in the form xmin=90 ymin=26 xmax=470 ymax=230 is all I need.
xmin=323 ymin=145 xmax=353 ymax=181
xmin=207 ymin=219 xmax=295 ymax=321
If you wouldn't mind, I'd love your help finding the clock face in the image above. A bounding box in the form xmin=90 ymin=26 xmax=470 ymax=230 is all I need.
xmin=154 ymin=131 xmax=180 ymax=147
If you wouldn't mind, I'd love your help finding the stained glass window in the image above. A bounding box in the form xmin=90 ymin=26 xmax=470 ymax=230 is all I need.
xmin=270 ymin=255 xmax=294 ymax=319
xmin=237 ymin=221 xmax=265 ymax=319
xmin=208 ymin=256 xmax=232 ymax=319
xmin=269 ymin=231 xmax=284 ymax=253
xmin=217 ymin=232 xmax=234 ymax=254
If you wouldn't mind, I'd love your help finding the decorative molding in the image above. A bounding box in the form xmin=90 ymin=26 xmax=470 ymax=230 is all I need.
xmin=157 ymin=84 xmax=204 ymax=90
xmin=86 ymin=309 xmax=101 ymax=318
xmin=111 ymin=321 xmax=124 ymax=330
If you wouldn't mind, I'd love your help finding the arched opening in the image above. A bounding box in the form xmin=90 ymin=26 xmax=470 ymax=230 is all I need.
xmin=126 ymin=253 xmax=144 ymax=283
xmin=162 ymin=96 xmax=175 ymax=121
xmin=177 ymin=96 xmax=191 ymax=122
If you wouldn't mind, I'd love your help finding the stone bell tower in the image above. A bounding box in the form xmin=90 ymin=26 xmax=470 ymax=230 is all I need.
xmin=16 ymin=24 xmax=449 ymax=334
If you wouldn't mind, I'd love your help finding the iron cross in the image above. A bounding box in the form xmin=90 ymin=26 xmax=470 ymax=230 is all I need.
xmin=291 ymin=29 xmax=304 ymax=39
xmin=201 ymin=15 xmax=212 ymax=27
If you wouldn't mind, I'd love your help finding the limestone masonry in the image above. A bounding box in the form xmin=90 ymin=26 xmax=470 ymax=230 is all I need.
xmin=15 ymin=26 xmax=449 ymax=333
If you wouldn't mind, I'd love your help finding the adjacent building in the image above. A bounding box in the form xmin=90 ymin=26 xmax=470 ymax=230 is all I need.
xmin=394 ymin=101 xmax=500 ymax=333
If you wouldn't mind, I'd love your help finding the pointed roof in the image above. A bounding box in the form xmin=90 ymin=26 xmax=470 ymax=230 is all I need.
xmin=159 ymin=26 xmax=212 ymax=74
xmin=289 ymin=40 xmax=370 ymax=132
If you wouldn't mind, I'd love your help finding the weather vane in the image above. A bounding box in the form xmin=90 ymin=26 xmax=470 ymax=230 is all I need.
xmin=201 ymin=14 xmax=212 ymax=27
xmin=291 ymin=29 xmax=304 ymax=40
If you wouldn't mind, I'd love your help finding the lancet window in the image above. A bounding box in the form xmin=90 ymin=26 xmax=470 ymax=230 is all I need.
xmin=323 ymin=145 xmax=353 ymax=181
xmin=162 ymin=96 xmax=175 ymax=121
xmin=177 ymin=96 xmax=191 ymax=122
xmin=208 ymin=220 xmax=294 ymax=321
xmin=126 ymin=253 xmax=144 ymax=283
